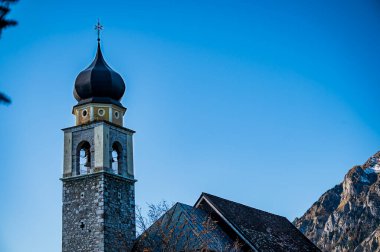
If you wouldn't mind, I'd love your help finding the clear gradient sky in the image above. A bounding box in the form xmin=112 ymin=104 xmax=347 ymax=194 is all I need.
xmin=1 ymin=1 xmax=380 ymax=251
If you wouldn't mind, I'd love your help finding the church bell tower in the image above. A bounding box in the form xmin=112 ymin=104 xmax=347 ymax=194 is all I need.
xmin=61 ymin=24 xmax=136 ymax=252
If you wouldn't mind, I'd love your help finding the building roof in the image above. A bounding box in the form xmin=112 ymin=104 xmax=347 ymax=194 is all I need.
xmin=133 ymin=203 xmax=234 ymax=252
xmin=134 ymin=193 xmax=320 ymax=252
xmin=195 ymin=193 xmax=320 ymax=252
xmin=73 ymin=42 xmax=126 ymax=107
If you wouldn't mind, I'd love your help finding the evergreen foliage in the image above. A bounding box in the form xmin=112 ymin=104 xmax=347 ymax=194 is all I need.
xmin=0 ymin=0 xmax=18 ymax=105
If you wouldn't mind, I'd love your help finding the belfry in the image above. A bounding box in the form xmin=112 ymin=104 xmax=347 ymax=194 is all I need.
xmin=61 ymin=22 xmax=136 ymax=252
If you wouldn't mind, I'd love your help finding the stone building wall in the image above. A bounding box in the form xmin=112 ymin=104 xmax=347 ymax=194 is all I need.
xmin=62 ymin=173 xmax=136 ymax=252
xmin=62 ymin=174 xmax=105 ymax=252
xmin=62 ymin=121 xmax=136 ymax=252
xmin=104 ymin=174 xmax=136 ymax=251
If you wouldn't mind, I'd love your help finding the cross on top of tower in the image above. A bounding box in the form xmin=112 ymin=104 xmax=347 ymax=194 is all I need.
xmin=94 ymin=19 xmax=103 ymax=42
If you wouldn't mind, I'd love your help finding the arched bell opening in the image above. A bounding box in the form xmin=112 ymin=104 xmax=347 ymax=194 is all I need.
xmin=76 ymin=141 xmax=91 ymax=175
xmin=111 ymin=141 xmax=123 ymax=175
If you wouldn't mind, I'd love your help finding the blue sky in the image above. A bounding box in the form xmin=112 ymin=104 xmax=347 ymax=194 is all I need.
xmin=1 ymin=1 xmax=380 ymax=251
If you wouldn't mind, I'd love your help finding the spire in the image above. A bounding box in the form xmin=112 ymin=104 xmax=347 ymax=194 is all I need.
xmin=94 ymin=19 xmax=103 ymax=44
xmin=93 ymin=19 xmax=105 ymax=66
xmin=73 ymin=20 xmax=126 ymax=107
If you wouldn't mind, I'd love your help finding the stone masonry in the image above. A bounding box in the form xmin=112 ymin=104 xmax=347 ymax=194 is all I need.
xmin=62 ymin=172 xmax=135 ymax=252
xmin=62 ymin=121 xmax=136 ymax=252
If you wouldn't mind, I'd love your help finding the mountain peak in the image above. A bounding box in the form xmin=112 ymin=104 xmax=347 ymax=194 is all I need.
xmin=294 ymin=152 xmax=380 ymax=251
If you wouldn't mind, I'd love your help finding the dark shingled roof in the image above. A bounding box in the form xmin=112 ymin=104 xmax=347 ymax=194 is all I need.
xmin=133 ymin=203 xmax=234 ymax=252
xmin=197 ymin=193 xmax=320 ymax=252
xmin=134 ymin=193 xmax=320 ymax=252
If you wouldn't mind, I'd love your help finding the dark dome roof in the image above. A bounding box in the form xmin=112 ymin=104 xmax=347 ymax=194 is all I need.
xmin=74 ymin=43 xmax=126 ymax=106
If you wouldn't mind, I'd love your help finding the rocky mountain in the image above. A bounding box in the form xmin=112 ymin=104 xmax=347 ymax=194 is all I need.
xmin=294 ymin=151 xmax=380 ymax=252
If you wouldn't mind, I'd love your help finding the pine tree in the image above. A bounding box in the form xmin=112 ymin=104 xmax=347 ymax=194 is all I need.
xmin=0 ymin=0 xmax=18 ymax=105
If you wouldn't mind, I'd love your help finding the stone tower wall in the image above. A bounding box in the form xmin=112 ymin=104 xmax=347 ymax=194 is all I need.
xmin=62 ymin=121 xmax=136 ymax=252
xmin=104 ymin=174 xmax=136 ymax=251
xmin=62 ymin=174 xmax=105 ymax=252
xmin=62 ymin=173 xmax=136 ymax=252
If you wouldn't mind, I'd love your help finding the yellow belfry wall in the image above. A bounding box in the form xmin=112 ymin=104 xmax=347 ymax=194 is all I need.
xmin=74 ymin=103 xmax=126 ymax=127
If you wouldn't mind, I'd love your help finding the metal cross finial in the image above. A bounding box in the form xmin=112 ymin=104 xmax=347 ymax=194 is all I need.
xmin=95 ymin=19 xmax=103 ymax=43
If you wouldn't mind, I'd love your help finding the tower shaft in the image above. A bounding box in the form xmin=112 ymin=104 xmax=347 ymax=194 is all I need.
xmin=62 ymin=121 xmax=136 ymax=252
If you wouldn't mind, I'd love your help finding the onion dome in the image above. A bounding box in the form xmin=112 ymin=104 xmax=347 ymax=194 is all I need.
xmin=73 ymin=43 xmax=126 ymax=107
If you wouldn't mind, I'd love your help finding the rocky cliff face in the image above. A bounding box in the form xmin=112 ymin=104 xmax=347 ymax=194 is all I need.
xmin=294 ymin=152 xmax=380 ymax=252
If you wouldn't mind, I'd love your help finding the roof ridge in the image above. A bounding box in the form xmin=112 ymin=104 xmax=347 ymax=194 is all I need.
xmin=202 ymin=192 xmax=287 ymax=220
